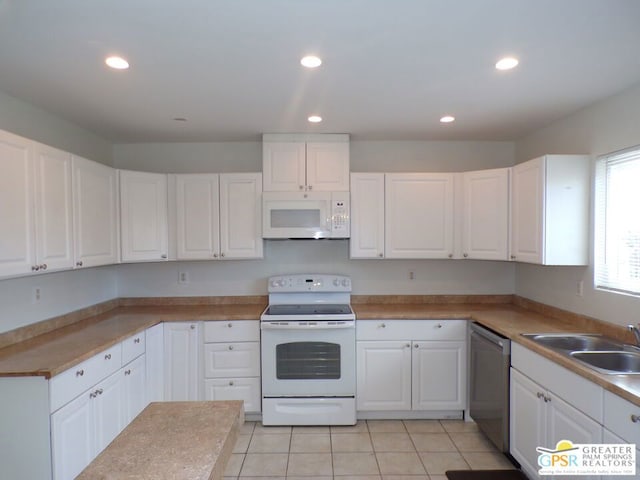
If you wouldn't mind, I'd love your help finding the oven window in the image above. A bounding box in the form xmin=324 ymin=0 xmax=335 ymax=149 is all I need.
xmin=276 ymin=342 xmax=341 ymax=379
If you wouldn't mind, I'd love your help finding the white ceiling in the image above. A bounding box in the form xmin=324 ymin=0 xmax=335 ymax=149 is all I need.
xmin=1 ymin=0 xmax=640 ymax=143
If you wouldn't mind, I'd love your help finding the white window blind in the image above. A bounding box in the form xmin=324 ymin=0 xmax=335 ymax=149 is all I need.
xmin=595 ymin=146 xmax=640 ymax=296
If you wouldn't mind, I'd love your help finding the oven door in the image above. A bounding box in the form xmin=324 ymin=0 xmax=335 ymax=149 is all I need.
xmin=261 ymin=321 xmax=356 ymax=397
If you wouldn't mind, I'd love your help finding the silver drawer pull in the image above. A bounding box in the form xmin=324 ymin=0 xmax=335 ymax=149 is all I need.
xmin=414 ymin=343 xmax=419 ymax=348
xmin=228 ymin=345 xmax=234 ymax=350
xmin=190 ymin=324 xmax=196 ymax=330
xmin=536 ymin=392 xmax=544 ymax=399
xmin=90 ymin=391 xmax=96 ymax=399
xmin=631 ymin=414 xmax=640 ymax=423
xmin=76 ymin=369 xmax=84 ymax=377
xmin=229 ymin=380 xmax=234 ymax=386
xmin=104 ymin=354 xmax=111 ymax=360
xmin=228 ymin=323 xmax=233 ymax=328
xmin=96 ymin=388 xmax=103 ymax=395
xmin=435 ymin=323 xmax=442 ymax=329
xmin=134 ymin=338 xmax=140 ymax=344
xmin=125 ymin=369 xmax=131 ymax=376
xmin=379 ymin=323 xmax=386 ymax=328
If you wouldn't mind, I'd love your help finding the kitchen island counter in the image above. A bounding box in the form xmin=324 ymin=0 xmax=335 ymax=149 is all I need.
xmin=76 ymin=400 xmax=243 ymax=480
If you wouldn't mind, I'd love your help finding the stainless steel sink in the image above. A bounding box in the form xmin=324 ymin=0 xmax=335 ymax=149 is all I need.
xmin=521 ymin=333 xmax=624 ymax=352
xmin=570 ymin=351 xmax=640 ymax=374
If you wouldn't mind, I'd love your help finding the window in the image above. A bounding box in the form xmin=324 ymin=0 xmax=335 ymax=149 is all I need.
xmin=595 ymin=146 xmax=640 ymax=295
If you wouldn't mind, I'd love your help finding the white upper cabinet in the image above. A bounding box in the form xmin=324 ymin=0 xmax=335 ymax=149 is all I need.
xmin=0 ymin=131 xmax=75 ymax=277
xmin=175 ymin=174 xmax=220 ymax=260
xmin=350 ymin=173 xmax=385 ymax=259
xmin=175 ymin=173 xmax=263 ymax=260
xmin=385 ymin=173 xmax=455 ymax=258
xmin=262 ymin=134 xmax=350 ymax=192
xmin=33 ymin=142 xmax=74 ymax=272
xmin=72 ymin=156 xmax=119 ymax=268
xmin=510 ymin=155 xmax=590 ymax=265
xmin=219 ymin=173 xmax=263 ymax=259
xmin=119 ymin=170 xmax=168 ymax=262
xmin=0 ymin=130 xmax=36 ymax=277
xmin=459 ymin=167 xmax=510 ymax=260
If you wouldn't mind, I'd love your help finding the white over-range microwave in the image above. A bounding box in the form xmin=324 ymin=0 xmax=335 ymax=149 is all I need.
xmin=262 ymin=191 xmax=350 ymax=239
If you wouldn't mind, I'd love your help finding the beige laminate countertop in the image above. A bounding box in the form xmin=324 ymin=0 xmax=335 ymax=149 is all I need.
xmin=1 ymin=301 xmax=639 ymax=407
xmin=76 ymin=400 xmax=243 ymax=480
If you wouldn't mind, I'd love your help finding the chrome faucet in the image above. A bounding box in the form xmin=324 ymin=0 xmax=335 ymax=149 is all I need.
xmin=627 ymin=323 xmax=640 ymax=346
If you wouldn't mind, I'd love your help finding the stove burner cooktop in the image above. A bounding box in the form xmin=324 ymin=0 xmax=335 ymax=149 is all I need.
xmin=264 ymin=304 xmax=352 ymax=316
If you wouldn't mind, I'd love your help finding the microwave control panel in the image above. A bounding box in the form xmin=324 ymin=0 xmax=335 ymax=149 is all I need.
xmin=331 ymin=193 xmax=350 ymax=237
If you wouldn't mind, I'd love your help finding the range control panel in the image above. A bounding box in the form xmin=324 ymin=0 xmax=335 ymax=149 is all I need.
xmin=267 ymin=274 xmax=351 ymax=293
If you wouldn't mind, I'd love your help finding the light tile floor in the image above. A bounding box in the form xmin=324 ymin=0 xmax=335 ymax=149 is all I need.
xmin=224 ymin=419 xmax=516 ymax=479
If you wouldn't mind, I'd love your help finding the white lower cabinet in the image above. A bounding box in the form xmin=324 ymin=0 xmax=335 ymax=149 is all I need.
xmin=356 ymin=320 xmax=466 ymax=416
xmin=123 ymin=354 xmax=147 ymax=423
xmin=510 ymin=344 xmax=603 ymax=480
xmin=145 ymin=323 xmax=165 ymax=402
xmin=164 ymin=322 xmax=200 ymax=401
xmin=202 ymin=320 xmax=261 ymax=413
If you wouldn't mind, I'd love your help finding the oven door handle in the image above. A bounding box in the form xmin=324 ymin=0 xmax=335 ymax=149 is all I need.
xmin=261 ymin=322 xmax=355 ymax=330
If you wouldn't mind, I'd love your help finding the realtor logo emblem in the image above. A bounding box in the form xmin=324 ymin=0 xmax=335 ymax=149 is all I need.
xmin=537 ymin=440 xmax=636 ymax=476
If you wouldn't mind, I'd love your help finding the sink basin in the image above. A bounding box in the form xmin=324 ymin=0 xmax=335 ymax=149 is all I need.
xmin=522 ymin=333 xmax=625 ymax=352
xmin=570 ymin=351 xmax=640 ymax=374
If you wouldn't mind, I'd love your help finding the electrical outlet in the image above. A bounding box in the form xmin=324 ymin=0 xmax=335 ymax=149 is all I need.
xmin=577 ymin=280 xmax=584 ymax=297
xmin=408 ymin=271 xmax=415 ymax=281
xmin=32 ymin=287 xmax=42 ymax=303
xmin=178 ymin=271 xmax=189 ymax=285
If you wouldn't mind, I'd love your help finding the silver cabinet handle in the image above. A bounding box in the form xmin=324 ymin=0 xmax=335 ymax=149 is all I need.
xmin=41 ymin=264 xmax=47 ymax=270
xmin=544 ymin=395 xmax=551 ymax=403
xmin=435 ymin=323 xmax=442 ymax=329
xmin=31 ymin=265 xmax=39 ymax=271
xmin=96 ymin=388 xmax=103 ymax=395
xmin=76 ymin=369 xmax=84 ymax=377
xmin=213 ymin=253 xmax=218 ymax=258
xmin=229 ymin=380 xmax=234 ymax=386
xmin=510 ymin=255 xmax=516 ymax=260
xmin=228 ymin=345 xmax=234 ymax=351
xmin=448 ymin=253 xmax=453 ymax=258
xmin=104 ymin=354 xmax=111 ymax=360
xmin=308 ymin=185 xmax=313 ymax=190
xmin=125 ymin=369 xmax=131 ymax=376
xmin=378 ymin=253 xmax=383 ymax=257
xmin=413 ymin=343 xmax=418 ymax=348
xmin=537 ymin=392 xmax=545 ymax=399
xmin=76 ymin=260 xmax=83 ymax=267
xmin=134 ymin=338 xmax=140 ymax=344
xmin=227 ymin=323 xmax=233 ymax=328
xmin=299 ymin=185 xmax=304 ymax=190
xmin=220 ymin=252 xmax=225 ymax=257
xmin=379 ymin=323 xmax=386 ymax=328
xmin=190 ymin=324 xmax=196 ymax=330
xmin=631 ymin=414 xmax=640 ymax=423
xmin=90 ymin=391 xmax=97 ymax=399
xmin=161 ymin=254 xmax=167 ymax=259
xmin=463 ymin=253 xmax=468 ymax=258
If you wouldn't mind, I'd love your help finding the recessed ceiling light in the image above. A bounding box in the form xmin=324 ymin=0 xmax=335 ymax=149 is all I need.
xmin=308 ymin=115 xmax=323 ymax=123
xmin=440 ymin=115 xmax=455 ymax=123
xmin=495 ymin=57 xmax=519 ymax=71
xmin=105 ymin=56 xmax=129 ymax=70
xmin=301 ymin=55 xmax=322 ymax=68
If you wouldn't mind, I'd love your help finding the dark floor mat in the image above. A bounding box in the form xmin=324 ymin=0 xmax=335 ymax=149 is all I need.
xmin=446 ymin=469 xmax=529 ymax=480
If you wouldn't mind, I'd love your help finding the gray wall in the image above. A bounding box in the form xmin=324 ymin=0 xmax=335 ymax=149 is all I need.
xmin=0 ymin=90 xmax=112 ymax=166
xmin=514 ymin=81 xmax=640 ymax=326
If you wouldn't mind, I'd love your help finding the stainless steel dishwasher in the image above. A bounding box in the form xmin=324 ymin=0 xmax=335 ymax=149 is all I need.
xmin=469 ymin=322 xmax=511 ymax=452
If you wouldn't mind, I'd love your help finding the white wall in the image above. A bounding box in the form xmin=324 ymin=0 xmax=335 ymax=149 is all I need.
xmin=0 ymin=266 xmax=118 ymax=334
xmin=514 ymin=81 xmax=640 ymax=326
xmin=0 ymin=90 xmax=112 ymax=166
xmin=113 ymin=139 xmax=516 ymax=297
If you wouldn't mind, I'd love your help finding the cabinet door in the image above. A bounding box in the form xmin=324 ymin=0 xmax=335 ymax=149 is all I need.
xmin=511 ymin=157 xmax=544 ymax=264
xmin=385 ymin=173 xmax=454 ymax=258
xmin=350 ymin=173 xmax=385 ymax=259
xmin=356 ymin=341 xmax=412 ymax=411
xmin=461 ymin=168 xmax=509 ymax=260
xmin=262 ymin=142 xmax=306 ymax=191
xmin=305 ymin=142 xmax=350 ymax=191
xmin=0 ymin=130 xmax=35 ymax=277
xmin=119 ymin=170 xmax=168 ymax=262
xmin=164 ymin=322 xmax=199 ymax=401
xmin=203 ymin=377 xmax=261 ymax=413
xmin=219 ymin=173 xmax=263 ymax=259
xmin=203 ymin=342 xmax=260 ymax=378
xmin=123 ymin=354 xmax=147 ymax=423
xmin=602 ymin=429 xmax=639 ymax=480
xmin=72 ymin=156 xmax=119 ymax=268
xmin=145 ymin=324 xmax=164 ymax=403
xmin=51 ymin=390 xmax=95 ymax=480
xmin=93 ymin=370 xmax=126 ymax=453
xmin=510 ymin=368 xmax=546 ymax=479
xmin=412 ymin=341 xmax=466 ymax=410
xmin=32 ymin=142 xmax=74 ymax=272
xmin=175 ymin=173 xmax=220 ymax=259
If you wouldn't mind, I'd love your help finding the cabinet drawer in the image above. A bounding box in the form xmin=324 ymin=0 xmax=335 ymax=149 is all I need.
xmin=203 ymin=320 xmax=260 ymax=343
xmin=603 ymin=390 xmax=640 ymax=444
xmin=203 ymin=342 xmax=260 ymax=378
xmin=122 ymin=332 xmax=146 ymax=364
xmin=511 ymin=343 xmax=603 ymax=422
xmin=50 ymin=344 xmax=121 ymax=412
xmin=356 ymin=319 xmax=467 ymax=341
xmin=203 ymin=377 xmax=261 ymax=413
